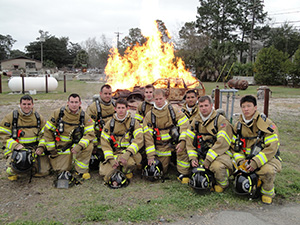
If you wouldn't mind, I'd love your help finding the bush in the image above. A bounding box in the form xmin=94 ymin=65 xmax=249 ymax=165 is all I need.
xmin=290 ymin=47 xmax=300 ymax=86
xmin=254 ymin=46 xmax=290 ymax=85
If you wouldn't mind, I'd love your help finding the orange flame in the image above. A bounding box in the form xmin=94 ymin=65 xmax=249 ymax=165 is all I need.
xmin=105 ymin=21 xmax=198 ymax=91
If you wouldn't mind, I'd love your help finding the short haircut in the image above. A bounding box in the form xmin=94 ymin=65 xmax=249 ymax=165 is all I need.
xmin=198 ymin=95 xmax=212 ymax=104
xmin=153 ymin=89 xmax=166 ymax=97
xmin=100 ymin=84 xmax=112 ymax=92
xmin=145 ymin=84 xmax=155 ymax=90
xmin=185 ymin=89 xmax=198 ymax=97
xmin=115 ymin=98 xmax=128 ymax=107
xmin=20 ymin=95 xmax=33 ymax=103
xmin=240 ymin=95 xmax=257 ymax=107
xmin=68 ymin=93 xmax=81 ymax=102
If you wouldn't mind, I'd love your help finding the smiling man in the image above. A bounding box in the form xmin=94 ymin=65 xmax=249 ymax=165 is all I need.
xmin=0 ymin=95 xmax=51 ymax=180
xmin=181 ymin=89 xmax=199 ymax=123
xmin=39 ymin=93 xmax=95 ymax=187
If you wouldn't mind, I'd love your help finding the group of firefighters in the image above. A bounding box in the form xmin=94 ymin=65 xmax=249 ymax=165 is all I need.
xmin=0 ymin=84 xmax=281 ymax=204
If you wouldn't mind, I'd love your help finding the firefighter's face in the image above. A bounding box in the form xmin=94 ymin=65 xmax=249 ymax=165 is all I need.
xmin=186 ymin=93 xmax=197 ymax=107
xmin=154 ymin=93 xmax=166 ymax=108
xmin=144 ymin=88 xmax=154 ymax=101
xmin=20 ymin=100 xmax=34 ymax=114
xmin=115 ymin=103 xmax=128 ymax=119
xmin=241 ymin=101 xmax=257 ymax=120
xmin=68 ymin=97 xmax=81 ymax=113
xmin=100 ymin=87 xmax=112 ymax=103
xmin=198 ymin=99 xmax=213 ymax=117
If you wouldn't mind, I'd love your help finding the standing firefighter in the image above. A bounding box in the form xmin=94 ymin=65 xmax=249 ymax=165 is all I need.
xmin=232 ymin=95 xmax=281 ymax=204
xmin=181 ymin=89 xmax=199 ymax=123
xmin=186 ymin=96 xmax=233 ymax=192
xmin=86 ymin=84 xmax=115 ymax=169
xmin=40 ymin=93 xmax=95 ymax=187
xmin=100 ymin=98 xmax=143 ymax=188
xmin=134 ymin=84 xmax=155 ymax=124
xmin=0 ymin=95 xmax=51 ymax=180
xmin=143 ymin=89 xmax=190 ymax=183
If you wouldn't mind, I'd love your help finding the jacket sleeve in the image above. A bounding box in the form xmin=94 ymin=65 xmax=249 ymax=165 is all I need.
xmin=231 ymin=122 xmax=246 ymax=165
xmin=100 ymin=120 xmax=114 ymax=162
xmin=0 ymin=113 xmax=21 ymax=156
xmin=41 ymin=110 xmax=58 ymax=152
xmin=253 ymin=121 xmax=280 ymax=168
xmin=186 ymin=121 xmax=198 ymax=162
xmin=37 ymin=114 xmax=47 ymax=150
xmin=126 ymin=120 xmax=144 ymax=155
xmin=205 ymin=116 xmax=233 ymax=163
xmin=143 ymin=112 xmax=156 ymax=160
xmin=134 ymin=102 xmax=144 ymax=123
xmin=174 ymin=107 xmax=189 ymax=142
xmin=77 ymin=114 xmax=95 ymax=150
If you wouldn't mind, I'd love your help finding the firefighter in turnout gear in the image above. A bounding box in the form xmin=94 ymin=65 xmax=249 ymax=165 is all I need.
xmin=100 ymin=98 xmax=143 ymax=185
xmin=40 ymin=93 xmax=95 ymax=182
xmin=186 ymin=96 xmax=233 ymax=192
xmin=181 ymin=89 xmax=199 ymax=123
xmin=134 ymin=84 xmax=155 ymax=124
xmin=0 ymin=95 xmax=51 ymax=180
xmin=86 ymin=84 xmax=115 ymax=168
xmin=143 ymin=89 xmax=190 ymax=183
xmin=232 ymin=95 xmax=282 ymax=204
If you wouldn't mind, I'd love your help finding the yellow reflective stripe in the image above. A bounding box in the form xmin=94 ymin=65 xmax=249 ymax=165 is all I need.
xmin=217 ymin=130 xmax=231 ymax=145
xmin=225 ymin=150 xmax=233 ymax=157
xmin=0 ymin=126 xmax=11 ymax=135
xmin=119 ymin=142 xmax=130 ymax=147
xmin=156 ymin=150 xmax=171 ymax=157
xmin=133 ymin=128 xmax=143 ymax=137
xmin=79 ymin=138 xmax=89 ymax=148
xmin=103 ymin=150 xmax=113 ymax=159
xmin=45 ymin=121 xmax=56 ymax=131
xmin=177 ymin=159 xmax=190 ymax=168
xmin=5 ymin=138 xmax=17 ymax=150
xmin=264 ymin=134 xmax=278 ymax=145
xmin=207 ymin=149 xmax=218 ymax=160
xmin=57 ymin=149 xmax=71 ymax=154
xmin=59 ymin=135 xmax=71 ymax=142
xmin=245 ymin=148 xmax=251 ymax=155
xmin=6 ymin=167 xmax=15 ymax=175
xmin=261 ymin=187 xmax=274 ymax=196
xmin=84 ymin=125 xmax=94 ymax=134
xmin=187 ymin=149 xmax=197 ymax=158
xmin=143 ymin=126 xmax=153 ymax=135
xmin=187 ymin=129 xmax=195 ymax=139
xmin=161 ymin=133 xmax=171 ymax=140
xmin=18 ymin=136 xmax=39 ymax=143
xmin=146 ymin=145 xmax=155 ymax=154
xmin=134 ymin=114 xmax=143 ymax=122
xmin=232 ymin=134 xmax=237 ymax=142
xmin=128 ymin=142 xmax=139 ymax=154
xmin=4 ymin=148 xmax=12 ymax=156
xmin=177 ymin=116 xmax=188 ymax=126
xmin=101 ymin=131 xmax=110 ymax=141
xmin=74 ymin=158 xmax=89 ymax=169
xmin=46 ymin=141 xmax=55 ymax=148
xmin=257 ymin=152 xmax=268 ymax=165
xmin=233 ymin=153 xmax=245 ymax=161
xmin=179 ymin=131 xmax=187 ymax=139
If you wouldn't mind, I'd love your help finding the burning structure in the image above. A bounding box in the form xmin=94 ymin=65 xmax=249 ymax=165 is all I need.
xmin=104 ymin=21 xmax=205 ymax=103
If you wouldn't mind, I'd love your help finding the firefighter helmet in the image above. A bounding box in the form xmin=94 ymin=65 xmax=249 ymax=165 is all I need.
xmin=142 ymin=159 xmax=163 ymax=181
xmin=11 ymin=148 xmax=34 ymax=173
xmin=108 ymin=171 xmax=129 ymax=189
xmin=234 ymin=171 xmax=260 ymax=197
xmin=189 ymin=166 xmax=214 ymax=190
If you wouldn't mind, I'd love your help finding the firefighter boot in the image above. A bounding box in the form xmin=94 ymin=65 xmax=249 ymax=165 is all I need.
xmin=262 ymin=195 xmax=272 ymax=205
xmin=214 ymin=185 xmax=224 ymax=193
xmin=177 ymin=174 xmax=189 ymax=184
xmin=8 ymin=175 xmax=18 ymax=181
xmin=76 ymin=172 xmax=91 ymax=180
xmin=126 ymin=172 xmax=133 ymax=179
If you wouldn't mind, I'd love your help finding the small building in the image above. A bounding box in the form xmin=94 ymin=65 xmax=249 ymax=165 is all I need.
xmin=0 ymin=56 xmax=42 ymax=71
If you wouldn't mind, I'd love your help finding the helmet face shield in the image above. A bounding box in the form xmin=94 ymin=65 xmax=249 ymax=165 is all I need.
xmin=11 ymin=149 xmax=34 ymax=173
xmin=142 ymin=159 xmax=163 ymax=181
xmin=108 ymin=171 xmax=129 ymax=189
xmin=189 ymin=167 xmax=214 ymax=190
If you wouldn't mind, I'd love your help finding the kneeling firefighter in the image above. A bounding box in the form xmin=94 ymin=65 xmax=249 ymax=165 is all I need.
xmin=38 ymin=94 xmax=95 ymax=188
xmin=99 ymin=98 xmax=143 ymax=188
xmin=186 ymin=96 xmax=234 ymax=193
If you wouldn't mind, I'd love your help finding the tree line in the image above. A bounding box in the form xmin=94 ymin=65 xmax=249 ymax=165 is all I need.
xmin=0 ymin=0 xmax=300 ymax=86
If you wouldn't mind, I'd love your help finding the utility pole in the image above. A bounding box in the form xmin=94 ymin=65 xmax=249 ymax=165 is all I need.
xmin=114 ymin=31 xmax=122 ymax=49
xmin=38 ymin=31 xmax=45 ymax=68
xmin=249 ymin=0 xmax=256 ymax=63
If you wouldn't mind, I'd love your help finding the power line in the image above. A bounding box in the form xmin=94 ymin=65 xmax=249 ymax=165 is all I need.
xmin=269 ymin=11 xmax=300 ymax=16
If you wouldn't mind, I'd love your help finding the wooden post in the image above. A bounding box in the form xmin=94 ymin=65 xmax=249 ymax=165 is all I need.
xmin=0 ymin=73 xmax=2 ymax=94
xmin=64 ymin=75 xmax=66 ymax=93
xmin=21 ymin=74 xmax=25 ymax=94
xmin=264 ymin=88 xmax=270 ymax=117
xmin=214 ymin=87 xmax=220 ymax=110
xmin=45 ymin=75 xmax=48 ymax=93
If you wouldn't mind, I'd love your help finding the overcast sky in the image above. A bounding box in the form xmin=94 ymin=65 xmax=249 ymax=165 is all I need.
xmin=1 ymin=0 xmax=300 ymax=51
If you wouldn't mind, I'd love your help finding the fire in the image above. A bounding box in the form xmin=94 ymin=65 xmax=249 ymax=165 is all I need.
xmin=105 ymin=20 xmax=198 ymax=91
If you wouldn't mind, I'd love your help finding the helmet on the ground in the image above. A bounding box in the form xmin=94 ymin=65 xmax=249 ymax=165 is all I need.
xmin=89 ymin=153 xmax=101 ymax=171
xmin=189 ymin=166 xmax=214 ymax=190
xmin=142 ymin=159 xmax=163 ymax=181
xmin=108 ymin=171 xmax=129 ymax=189
xmin=11 ymin=148 xmax=34 ymax=172
xmin=234 ymin=172 xmax=259 ymax=196
xmin=55 ymin=171 xmax=78 ymax=189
